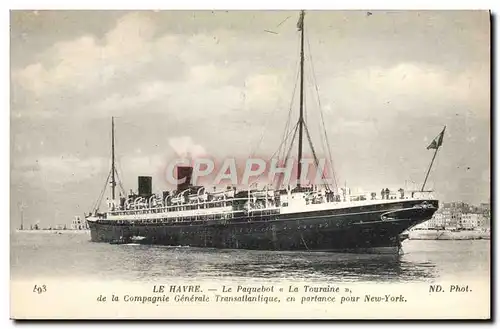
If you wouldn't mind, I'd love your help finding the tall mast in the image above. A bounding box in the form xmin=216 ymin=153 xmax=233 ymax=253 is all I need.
xmin=296 ymin=10 xmax=305 ymax=187
xmin=420 ymin=147 xmax=438 ymax=192
xmin=111 ymin=117 xmax=116 ymax=200
xmin=19 ymin=201 xmax=25 ymax=230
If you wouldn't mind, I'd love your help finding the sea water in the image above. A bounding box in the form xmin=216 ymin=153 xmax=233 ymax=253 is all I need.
xmin=10 ymin=231 xmax=490 ymax=283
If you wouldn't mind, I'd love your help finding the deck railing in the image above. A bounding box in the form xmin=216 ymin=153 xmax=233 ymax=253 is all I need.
xmin=107 ymin=188 xmax=435 ymax=219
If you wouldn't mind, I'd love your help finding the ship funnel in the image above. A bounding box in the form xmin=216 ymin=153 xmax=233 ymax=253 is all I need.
xmin=138 ymin=176 xmax=152 ymax=198
xmin=176 ymin=166 xmax=193 ymax=191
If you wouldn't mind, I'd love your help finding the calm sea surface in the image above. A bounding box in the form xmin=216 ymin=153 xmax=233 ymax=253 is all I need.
xmin=11 ymin=231 xmax=490 ymax=283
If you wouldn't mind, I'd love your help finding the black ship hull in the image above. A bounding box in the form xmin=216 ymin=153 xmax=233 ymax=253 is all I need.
xmin=84 ymin=11 xmax=444 ymax=256
xmin=87 ymin=199 xmax=438 ymax=254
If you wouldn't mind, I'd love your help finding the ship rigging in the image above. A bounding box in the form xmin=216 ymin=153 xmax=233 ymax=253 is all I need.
xmin=85 ymin=11 xmax=441 ymax=254
xmin=253 ymin=10 xmax=337 ymax=192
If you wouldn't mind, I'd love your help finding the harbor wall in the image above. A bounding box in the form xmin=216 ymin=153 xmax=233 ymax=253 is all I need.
xmin=408 ymin=229 xmax=490 ymax=240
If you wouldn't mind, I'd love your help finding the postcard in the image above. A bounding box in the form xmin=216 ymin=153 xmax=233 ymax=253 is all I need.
xmin=10 ymin=9 xmax=491 ymax=320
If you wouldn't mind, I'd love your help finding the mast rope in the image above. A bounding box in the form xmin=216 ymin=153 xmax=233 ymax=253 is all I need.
xmin=305 ymin=68 xmax=329 ymax=176
xmin=278 ymin=121 xmax=300 ymax=188
xmin=285 ymin=123 xmax=300 ymax=163
xmin=304 ymin=122 xmax=330 ymax=190
xmin=277 ymin=36 xmax=301 ymax=162
xmin=251 ymin=34 xmax=301 ymax=159
xmin=114 ymin=166 xmax=126 ymax=197
xmin=269 ymin=120 xmax=299 ymax=162
xmin=114 ymin=155 xmax=127 ymax=196
xmin=92 ymin=168 xmax=111 ymax=213
xmin=306 ymin=32 xmax=339 ymax=189
xmin=302 ymin=57 xmax=331 ymax=188
xmin=112 ymin=122 xmax=126 ymax=196
xmin=278 ymin=64 xmax=301 ymax=162
xmin=269 ymin=121 xmax=299 ymax=189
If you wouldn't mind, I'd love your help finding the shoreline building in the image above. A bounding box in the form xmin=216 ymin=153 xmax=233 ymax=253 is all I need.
xmin=71 ymin=216 xmax=89 ymax=230
xmin=460 ymin=213 xmax=480 ymax=230
xmin=413 ymin=201 xmax=490 ymax=231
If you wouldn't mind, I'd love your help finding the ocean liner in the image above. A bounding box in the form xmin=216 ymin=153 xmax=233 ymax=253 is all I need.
xmin=86 ymin=11 xmax=442 ymax=253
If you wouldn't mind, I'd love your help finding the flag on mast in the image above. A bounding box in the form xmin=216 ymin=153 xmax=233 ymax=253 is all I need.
xmin=297 ymin=11 xmax=304 ymax=31
xmin=427 ymin=126 xmax=446 ymax=150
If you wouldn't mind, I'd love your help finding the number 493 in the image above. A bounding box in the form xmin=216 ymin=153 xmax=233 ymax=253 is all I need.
xmin=33 ymin=285 xmax=47 ymax=294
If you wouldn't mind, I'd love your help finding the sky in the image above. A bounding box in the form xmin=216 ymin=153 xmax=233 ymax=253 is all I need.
xmin=10 ymin=10 xmax=490 ymax=228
